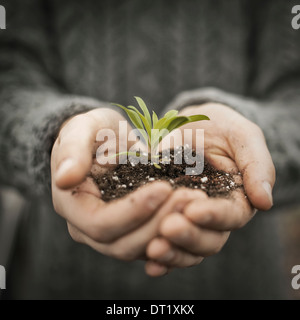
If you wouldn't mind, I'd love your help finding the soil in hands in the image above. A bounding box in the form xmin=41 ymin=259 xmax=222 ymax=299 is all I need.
xmin=91 ymin=147 xmax=243 ymax=202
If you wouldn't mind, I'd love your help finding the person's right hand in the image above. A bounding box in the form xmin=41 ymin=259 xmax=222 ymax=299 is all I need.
xmin=51 ymin=108 xmax=172 ymax=261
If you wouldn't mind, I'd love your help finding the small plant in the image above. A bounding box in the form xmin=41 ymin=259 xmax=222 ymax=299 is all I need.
xmin=112 ymin=96 xmax=210 ymax=168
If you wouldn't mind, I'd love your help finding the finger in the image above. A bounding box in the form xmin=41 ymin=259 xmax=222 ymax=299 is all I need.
xmin=88 ymin=188 xmax=206 ymax=259
xmin=66 ymin=221 xmax=145 ymax=261
xmin=158 ymin=214 xmax=229 ymax=256
xmin=157 ymin=187 xmax=208 ymax=213
xmin=54 ymin=181 xmax=172 ymax=243
xmin=119 ymin=188 xmax=207 ymax=251
xmin=184 ymin=189 xmax=256 ymax=231
xmin=146 ymin=237 xmax=204 ymax=268
xmin=144 ymin=261 xmax=169 ymax=277
xmin=53 ymin=113 xmax=101 ymax=189
xmin=231 ymin=123 xmax=276 ymax=211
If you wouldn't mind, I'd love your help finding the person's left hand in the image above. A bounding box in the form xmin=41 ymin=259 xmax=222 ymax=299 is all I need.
xmin=144 ymin=103 xmax=275 ymax=276
xmin=144 ymin=187 xmax=253 ymax=276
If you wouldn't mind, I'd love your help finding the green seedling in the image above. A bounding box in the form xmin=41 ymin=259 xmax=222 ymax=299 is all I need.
xmin=112 ymin=96 xmax=210 ymax=168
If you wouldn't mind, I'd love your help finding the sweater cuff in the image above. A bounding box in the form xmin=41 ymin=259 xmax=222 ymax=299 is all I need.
xmin=165 ymin=87 xmax=262 ymax=126
xmin=6 ymin=90 xmax=110 ymax=196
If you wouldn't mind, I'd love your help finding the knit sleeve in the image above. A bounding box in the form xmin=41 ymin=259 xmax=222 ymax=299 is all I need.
xmin=165 ymin=3 xmax=300 ymax=208
xmin=0 ymin=0 xmax=109 ymax=195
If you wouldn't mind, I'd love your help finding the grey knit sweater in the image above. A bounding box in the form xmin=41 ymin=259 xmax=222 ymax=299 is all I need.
xmin=0 ymin=0 xmax=299 ymax=299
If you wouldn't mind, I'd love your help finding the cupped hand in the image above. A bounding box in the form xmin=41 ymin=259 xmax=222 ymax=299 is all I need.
xmin=178 ymin=103 xmax=276 ymax=210
xmin=51 ymin=108 xmax=173 ymax=261
xmin=145 ymin=103 xmax=275 ymax=276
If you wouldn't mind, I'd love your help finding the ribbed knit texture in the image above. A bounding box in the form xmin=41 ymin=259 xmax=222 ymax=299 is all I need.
xmin=0 ymin=0 xmax=299 ymax=299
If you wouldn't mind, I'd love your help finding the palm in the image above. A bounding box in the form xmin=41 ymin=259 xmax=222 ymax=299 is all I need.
xmin=51 ymin=109 xmax=173 ymax=261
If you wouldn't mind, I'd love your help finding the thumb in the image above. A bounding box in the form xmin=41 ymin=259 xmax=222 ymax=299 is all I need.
xmin=233 ymin=125 xmax=276 ymax=211
xmin=53 ymin=113 xmax=100 ymax=189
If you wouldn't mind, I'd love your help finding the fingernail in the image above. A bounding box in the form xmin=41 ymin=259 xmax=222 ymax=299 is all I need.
xmin=262 ymin=181 xmax=273 ymax=206
xmin=56 ymin=158 xmax=75 ymax=178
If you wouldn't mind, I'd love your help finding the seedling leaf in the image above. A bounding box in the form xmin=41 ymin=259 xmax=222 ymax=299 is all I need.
xmin=112 ymin=103 xmax=148 ymax=143
xmin=134 ymin=96 xmax=152 ymax=129
xmin=111 ymin=97 xmax=210 ymax=168
xmin=152 ymin=111 xmax=158 ymax=128
xmin=127 ymin=105 xmax=152 ymax=142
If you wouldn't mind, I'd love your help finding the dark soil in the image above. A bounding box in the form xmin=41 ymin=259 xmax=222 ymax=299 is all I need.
xmin=91 ymin=147 xmax=243 ymax=202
